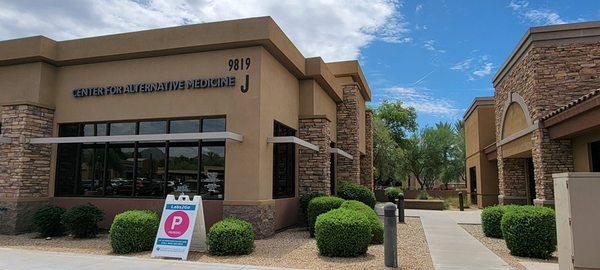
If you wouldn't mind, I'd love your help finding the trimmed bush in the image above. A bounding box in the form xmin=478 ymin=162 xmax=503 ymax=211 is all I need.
xmin=337 ymin=182 xmax=376 ymax=208
xmin=417 ymin=190 xmax=429 ymax=200
xmin=33 ymin=205 xmax=66 ymax=237
xmin=207 ymin=218 xmax=254 ymax=256
xmin=61 ymin=204 xmax=104 ymax=238
xmin=315 ymin=208 xmax=372 ymax=257
xmin=109 ymin=210 xmax=160 ymax=254
xmin=341 ymin=200 xmax=383 ymax=244
xmin=385 ymin=187 xmax=403 ymax=202
xmin=501 ymin=206 xmax=557 ymax=259
xmin=299 ymin=193 xmax=325 ymax=226
xmin=307 ymin=196 xmax=345 ymax=237
xmin=481 ymin=205 xmax=518 ymax=238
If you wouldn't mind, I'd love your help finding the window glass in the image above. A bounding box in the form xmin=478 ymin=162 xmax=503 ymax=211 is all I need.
xmin=110 ymin=122 xmax=136 ymax=136
xmin=136 ymin=145 xmax=166 ymax=197
xmin=170 ymin=120 xmax=199 ymax=134
xmin=168 ymin=145 xmax=199 ymax=196
xmin=201 ymin=146 xmax=225 ymax=199
xmin=59 ymin=124 xmax=79 ymax=137
xmin=272 ymin=122 xmax=296 ymax=198
xmin=96 ymin=123 xmax=108 ymax=136
xmin=139 ymin=121 xmax=167 ymax=135
xmin=78 ymin=146 xmax=105 ymax=196
xmin=202 ymin=118 xmax=226 ymax=132
xmin=55 ymin=144 xmax=78 ymax=196
xmin=83 ymin=124 xmax=95 ymax=136
xmin=105 ymin=146 xmax=135 ymax=196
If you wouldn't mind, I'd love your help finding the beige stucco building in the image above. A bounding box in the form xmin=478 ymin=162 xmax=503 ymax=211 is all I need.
xmin=465 ymin=21 xmax=600 ymax=208
xmin=0 ymin=17 xmax=374 ymax=237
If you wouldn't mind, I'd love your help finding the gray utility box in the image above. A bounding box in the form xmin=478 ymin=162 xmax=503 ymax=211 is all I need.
xmin=553 ymin=172 xmax=600 ymax=270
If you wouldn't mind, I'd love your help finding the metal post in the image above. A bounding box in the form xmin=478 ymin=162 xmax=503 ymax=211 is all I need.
xmin=396 ymin=195 xmax=405 ymax=223
xmin=458 ymin=192 xmax=464 ymax=211
xmin=384 ymin=203 xmax=398 ymax=268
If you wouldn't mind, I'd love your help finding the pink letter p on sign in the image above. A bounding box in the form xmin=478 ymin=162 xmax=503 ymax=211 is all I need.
xmin=164 ymin=211 xmax=190 ymax=238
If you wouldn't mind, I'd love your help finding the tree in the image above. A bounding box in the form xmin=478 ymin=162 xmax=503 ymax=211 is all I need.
xmin=375 ymin=100 xmax=417 ymax=146
xmin=421 ymin=123 xmax=455 ymax=189
xmin=401 ymin=134 xmax=426 ymax=190
xmin=440 ymin=121 xmax=466 ymax=188
xmin=373 ymin=117 xmax=403 ymax=187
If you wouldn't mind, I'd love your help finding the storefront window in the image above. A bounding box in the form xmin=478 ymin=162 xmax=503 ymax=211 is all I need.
xmin=272 ymin=122 xmax=296 ymax=199
xmin=54 ymin=117 xmax=225 ymax=199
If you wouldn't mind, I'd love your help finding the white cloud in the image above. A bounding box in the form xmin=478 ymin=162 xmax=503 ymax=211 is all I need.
xmin=507 ymin=0 xmax=573 ymax=26
xmin=415 ymin=4 xmax=423 ymax=12
xmin=473 ymin=62 xmax=493 ymax=77
xmin=423 ymin=39 xmax=445 ymax=53
xmin=450 ymin=58 xmax=473 ymax=71
xmin=375 ymin=86 xmax=460 ymax=116
xmin=0 ymin=0 xmax=408 ymax=62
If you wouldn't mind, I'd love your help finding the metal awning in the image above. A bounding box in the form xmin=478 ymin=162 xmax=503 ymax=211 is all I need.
xmin=267 ymin=136 xmax=319 ymax=151
xmin=329 ymin=148 xmax=353 ymax=160
xmin=28 ymin=132 xmax=243 ymax=144
xmin=0 ymin=136 xmax=10 ymax=144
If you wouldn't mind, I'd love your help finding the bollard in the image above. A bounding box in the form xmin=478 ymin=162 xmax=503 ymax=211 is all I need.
xmin=396 ymin=195 xmax=405 ymax=223
xmin=458 ymin=192 xmax=464 ymax=211
xmin=384 ymin=203 xmax=398 ymax=268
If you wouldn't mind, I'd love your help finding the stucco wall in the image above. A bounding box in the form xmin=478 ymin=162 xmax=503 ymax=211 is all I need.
xmin=572 ymin=130 xmax=600 ymax=172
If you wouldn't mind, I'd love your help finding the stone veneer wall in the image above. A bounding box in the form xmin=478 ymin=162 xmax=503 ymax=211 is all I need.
xmin=360 ymin=110 xmax=374 ymax=190
xmin=298 ymin=117 xmax=332 ymax=195
xmin=496 ymin=149 xmax=528 ymax=205
xmin=494 ymin=41 xmax=600 ymax=205
xmin=222 ymin=204 xmax=274 ymax=239
xmin=336 ymin=85 xmax=361 ymax=184
xmin=0 ymin=104 xmax=54 ymax=234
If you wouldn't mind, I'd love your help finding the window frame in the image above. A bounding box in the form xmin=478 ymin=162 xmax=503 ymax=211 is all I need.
xmin=272 ymin=121 xmax=297 ymax=199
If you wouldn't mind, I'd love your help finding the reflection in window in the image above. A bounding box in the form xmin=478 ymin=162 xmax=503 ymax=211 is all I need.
xmin=110 ymin=122 xmax=136 ymax=136
xmin=106 ymin=146 xmax=135 ymax=196
xmin=78 ymin=145 xmax=105 ymax=196
xmin=170 ymin=120 xmax=199 ymax=134
xmin=168 ymin=145 xmax=199 ymax=196
xmin=201 ymin=146 xmax=225 ymax=199
xmin=273 ymin=122 xmax=296 ymax=198
xmin=139 ymin=121 xmax=167 ymax=135
xmin=136 ymin=145 xmax=166 ymax=197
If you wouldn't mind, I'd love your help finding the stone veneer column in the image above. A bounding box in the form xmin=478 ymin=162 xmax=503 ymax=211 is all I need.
xmin=360 ymin=110 xmax=374 ymax=190
xmin=531 ymin=128 xmax=573 ymax=206
xmin=497 ymin=147 xmax=528 ymax=205
xmin=298 ymin=116 xmax=331 ymax=195
xmin=0 ymin=104 xmax=54 ymax=234
xmin=222 ymin=203 xmax=274 ymax=239
xmin=336 ymin=85 xmax=361 ymax=184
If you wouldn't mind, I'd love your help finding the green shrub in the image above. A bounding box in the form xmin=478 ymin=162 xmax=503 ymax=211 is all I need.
xmin=299 ymin=193 xmax=325 ymax=226
xmin=341 ymin=200 xmax=383 ymax=244
xmin=385 ymin=187 xmax=403 ymax=202
xmin=307 ymin=196 xmax=345 ymax=237
xmin=315 ymin=208 xmax=371 ymax=257
xmin=61 ymin=204 xmax=104 ymax=238
xmin=481 ymin=205 xmax=518 ymax=238
xmin=109 ymin=210 xmax=160 ymax=254
xmin=33 ymin=205 xmax=66 ymax=237
xmin=501 ymin=206 xmax=557 ymax=259
xmin=417 ymin=190 xmax=429 ymax=200
xmin=337 ymin=182 xmax=376 ymax=208
xmin=207 ymin=218 xmax=254 ymax=256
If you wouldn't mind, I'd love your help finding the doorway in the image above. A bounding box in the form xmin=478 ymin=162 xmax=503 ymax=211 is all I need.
xmin=525 ymin=158 xmax=536 ymax=205
xmin=469 ymin=167 xmax=477 ymax=204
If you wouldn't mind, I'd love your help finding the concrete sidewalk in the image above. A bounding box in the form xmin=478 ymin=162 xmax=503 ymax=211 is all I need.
xmin=0 ymin=248 xmax=294 ymax=270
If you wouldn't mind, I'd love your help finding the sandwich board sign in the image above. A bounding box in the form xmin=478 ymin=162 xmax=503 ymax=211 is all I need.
xmin=151 ymin=194 xmax=207 ymax=260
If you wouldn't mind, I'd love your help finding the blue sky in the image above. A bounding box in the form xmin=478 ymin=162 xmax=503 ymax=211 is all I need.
xmin=0 ymin=0 xmax=598 ymax=128
xmin=363 ymin=0 xmax=599 ymax=127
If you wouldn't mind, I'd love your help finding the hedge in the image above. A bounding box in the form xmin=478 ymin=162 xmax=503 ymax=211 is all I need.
xmin=61 ymin=204 xmax=104 ymax=238
xmin=109 ymin=210 xmax=160 ymax=254
xmin=417 ymin=190 xmax=429 ymax=200
xmin=384 ymin=187 xmax=403 ymax=203
xmin=33 ymin=205 xmax=66 ymax=237
xmin=207 ymin=218 xmax=254 ymax=256
xmin=337 ymin=182 xmax=376 ymax=208
xmin=299 ymin=193 xmax=325 ymax=226
xmin=501 ymin=206 xmax=557 ymax=259
xmin=481 ymin=205 xmax=518 ymax=238
xmin=307 ymin=196 xmax=345 ymax=237
xmin=341 ymin=200 xmax=383 ymax=244
xmin=315 ymin=208 xmax=372 ymax=257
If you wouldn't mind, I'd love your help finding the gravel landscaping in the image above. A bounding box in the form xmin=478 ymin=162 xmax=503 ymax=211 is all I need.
xmin=461 ymin=224 xmax=558 ymax=270
xmin=0 ymin=217 xmax=433 ymax=270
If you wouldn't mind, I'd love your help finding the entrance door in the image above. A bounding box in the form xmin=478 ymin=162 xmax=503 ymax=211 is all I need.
xmin=526 ymin=158 xmax=536 ymax=205
xmin=469 ymin=167 xmax=477 ymax=204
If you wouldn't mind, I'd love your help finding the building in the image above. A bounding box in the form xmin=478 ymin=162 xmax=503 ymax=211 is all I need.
xmin=0 ymin=17 xmax=374 ymax=237
xmin=465 ymin=21 xmax=600 ymax=208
